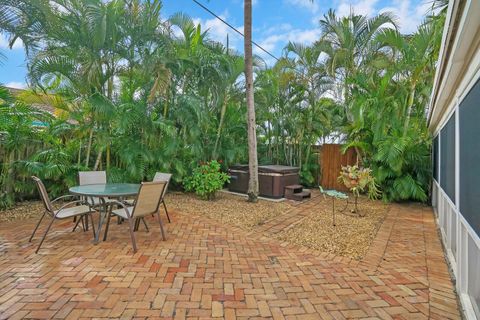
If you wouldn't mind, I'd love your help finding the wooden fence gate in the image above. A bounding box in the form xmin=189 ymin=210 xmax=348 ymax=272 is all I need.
xmin=318 ymin=144 xmax=357 ymax=191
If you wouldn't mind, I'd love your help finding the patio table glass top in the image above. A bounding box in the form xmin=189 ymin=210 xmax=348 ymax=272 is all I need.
xmin=69 ymin=183 xmax=140 ymax=198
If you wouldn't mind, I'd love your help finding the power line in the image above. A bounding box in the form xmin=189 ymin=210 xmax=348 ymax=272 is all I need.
xmin=191 ymin=0 xmax=279 ymax=62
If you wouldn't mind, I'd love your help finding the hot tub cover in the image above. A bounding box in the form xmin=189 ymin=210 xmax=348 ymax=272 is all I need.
xmin=229 ymin=164 xmax=299 ymax=174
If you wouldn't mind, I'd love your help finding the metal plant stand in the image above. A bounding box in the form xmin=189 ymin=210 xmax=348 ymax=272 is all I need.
xmin=319 ymin=187 xmax=349 ymax=226
xmin=338 ymin=194 xmax=361 ymax=216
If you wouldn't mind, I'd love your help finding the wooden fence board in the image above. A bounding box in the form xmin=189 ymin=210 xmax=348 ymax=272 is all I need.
xmin=319 ymin=144 xmax=357 ymax=191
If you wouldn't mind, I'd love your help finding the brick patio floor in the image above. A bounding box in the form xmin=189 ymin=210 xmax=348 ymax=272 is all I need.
xmin=0 ymin=197 xmax=461 ymax=319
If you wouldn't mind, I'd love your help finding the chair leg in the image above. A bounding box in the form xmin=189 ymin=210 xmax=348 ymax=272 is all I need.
xmin=85 ymin=215 xmax=89 ymax=231
xmin=162 ymin=200 xmax=171 ymax=223
xmin=141 ymin=218 xmax=149 ymax=232
xmin=35 ymin=218 xmax=55 ymax=254
xmin=29 ymin=212 xmax=46 ymax=242
xmin=134 ymin=218 xmax=140 ymax=232
xmin=72 ymin=214 xmax=83 ymax=232
xmin=156 ymin=210 xmax=167 ymax=241
xmin=89 ymin=214 xmax=96 ymax=238
xmin=127 ymin=218 xmax=138 ymax=253
xmin=81 ymin=215 xmax=86 ymax=231
xmin=103 ymin=209 xmax=113 ymax=241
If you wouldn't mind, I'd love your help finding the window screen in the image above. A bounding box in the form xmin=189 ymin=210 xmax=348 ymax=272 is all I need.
xmin=433 ymin=135 xmax=439 ymax=182
xmin=440 ymin=114 xmax=455 ymax=203
xmin=459 ymin=77 xmax=480 ymax=237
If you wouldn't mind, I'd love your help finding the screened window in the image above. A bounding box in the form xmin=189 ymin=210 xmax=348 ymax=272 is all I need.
xmin=433 ymin=135 xmax=439 ymax=182
xmin=459 ymin=77 xmax=480 ymax=237
xmin=440 ymin=114 xmax=455 ymax=203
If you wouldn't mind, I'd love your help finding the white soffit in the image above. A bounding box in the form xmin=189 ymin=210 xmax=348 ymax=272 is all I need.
xmin=428 ymin=0 xmax=480 ymax=132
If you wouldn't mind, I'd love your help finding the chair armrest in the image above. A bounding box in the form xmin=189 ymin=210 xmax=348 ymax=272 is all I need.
xmin=121 ymin=198 xmax=136 ymax=206
xmin=54 ymin=200 xmax=94 ymax=218
xmin=107 ymin=200 xmax=133 ymax=219
xmin=51 ymin=194 xmax=79 ymax=204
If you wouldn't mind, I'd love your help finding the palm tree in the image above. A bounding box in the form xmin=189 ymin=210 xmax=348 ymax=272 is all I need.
xmin=316 ymin=9 xmax=397 ymax=109
xmin=285 ymin=42 xmax=332 ymax=170
xmin=244 ymin=0 xmax=258 ymax=202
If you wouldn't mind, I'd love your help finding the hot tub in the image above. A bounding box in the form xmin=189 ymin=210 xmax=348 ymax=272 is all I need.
xmin=228 ymin=165 xmax=300 ymax=198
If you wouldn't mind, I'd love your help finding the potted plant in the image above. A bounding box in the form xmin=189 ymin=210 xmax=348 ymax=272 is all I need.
xmin=338 ymin=165 xmax=379 ymax=214
xmin=184 ymin=160 xmax=230 ymax=200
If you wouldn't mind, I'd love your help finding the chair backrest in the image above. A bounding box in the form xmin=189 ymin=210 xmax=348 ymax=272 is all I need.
xmin=153 ymin=172 xmax=172 ymax=197
xmin=78 ymin=171 xmax=107 ymax=185
xmin=32 ymin=176 xmax=54 ymax=215
xmin=132 ymin=181 xmax=167 ymax=218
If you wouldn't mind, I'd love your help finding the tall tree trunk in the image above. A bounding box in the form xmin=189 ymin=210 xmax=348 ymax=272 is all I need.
xmin=93 ymin=149 xmax=102 ymax=171
xmin=85 ymin=128 xmax=94 ymax=168
xmin=106 ymin=144 xmax=111 ymax=171
xmin=244 ymin=0 xmax=258 ymax=202
xmin=403 ymin=82 xmax=416 ymax=136
xmin=77 ymin=142 xmax=82 ymax=167
xmin=5 ymin=151 xmax=15 ymax=196
xmin=213 ymin=93 xmax=229 ymax=159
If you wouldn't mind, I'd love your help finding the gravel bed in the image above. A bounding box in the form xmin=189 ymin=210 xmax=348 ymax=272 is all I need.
xmin=275 ymin=195 xmax=390 ymax=260
xmin=167 ymin=192 xmax=292 ymax=230
xmin=0 ymin=201 xmax=45 ymax=223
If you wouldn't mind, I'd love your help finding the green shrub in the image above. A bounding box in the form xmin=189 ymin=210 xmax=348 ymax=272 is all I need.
xmin=184 ymin=160 xmax=230 ymax=200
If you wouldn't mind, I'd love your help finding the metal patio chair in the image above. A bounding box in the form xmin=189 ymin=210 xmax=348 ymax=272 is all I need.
xmin=126 ymin=172 xmax=172 ymax=230
xmin=103 ymin=181 xmax=167 ymax=253
xmin=30 ymin=176 xmax=96 ymax=253
xmin=153 ymin=172 xmax=172 ymax=223
xmin=77 ymin=171 xmax=117 ymax=230
xmin=78 ymin=171 xmax=117 ymax=207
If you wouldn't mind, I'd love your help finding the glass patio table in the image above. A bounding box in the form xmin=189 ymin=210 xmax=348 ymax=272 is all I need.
xmin=69 ymin=183 xmax=140 ymax=243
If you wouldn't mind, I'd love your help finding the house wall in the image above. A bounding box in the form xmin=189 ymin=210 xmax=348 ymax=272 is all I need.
xmin=429 ymin=1 xmax=480 ymax=319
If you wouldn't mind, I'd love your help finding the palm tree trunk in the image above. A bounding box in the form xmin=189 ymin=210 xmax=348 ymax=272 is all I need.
xmin=403 ymin=83 xmax=416 ymax=135
xmin=5 ymin=151 xmax=15 ymax=196
xmin=77 ymin=142 xmax=82 ymax=167
xmin=93 ymin=149 xmax=102 ymax=171
xmin=85 ymin=128 xmax=94 ymax=168
xmin=244 ymin=0 xmax=258 ymax=202
xmin=213 ymin=93 xmax=228 ymax=158
xmin=106 ymin=144 xmax=110 ymax=171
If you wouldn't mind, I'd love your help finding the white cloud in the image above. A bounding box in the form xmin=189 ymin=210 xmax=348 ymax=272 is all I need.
xmin=192 ymin=12 xmax=244 ymax=50
xmin=263 ymin=23 xmax=293 ymax=35
xmin=4 ymin=81 xmax=27 ymax=89
xmin=256 ymin=25 xmax=321 ymax=51
xmin=337 ymin=0 xmax=380 ymax=17
xmin=284 ymin=0 xmax=320 ymax=13
xmin=254 ymin=25 xmax=322 ymax=63
xmin=0 ymin=34 xmax=23 ymax=50
xmin=380 ymin=0 xmax=430 ymax=34
xmin=335 ymin=0 xmax=429 ymax=34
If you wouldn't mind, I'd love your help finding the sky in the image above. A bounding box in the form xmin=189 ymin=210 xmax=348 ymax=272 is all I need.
xmin=0 ymin=0 xmax=432 ymax=89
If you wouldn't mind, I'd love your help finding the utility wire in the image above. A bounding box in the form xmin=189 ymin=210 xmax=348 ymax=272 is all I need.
xmin=191 ymin=0 xmax=279 ymax=62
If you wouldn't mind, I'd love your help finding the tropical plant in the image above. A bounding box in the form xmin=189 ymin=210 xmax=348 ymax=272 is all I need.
xmin=338 ymin=165 xmax=379 ymax=199
xmin=184 ymin=160 xmax=230 ymax=200
xmin=0 ymin=0 xmax=447 ymax=208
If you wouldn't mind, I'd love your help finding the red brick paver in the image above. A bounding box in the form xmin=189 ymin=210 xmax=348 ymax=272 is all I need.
xmin=0 ymin=199 xmax=460 ymax=319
